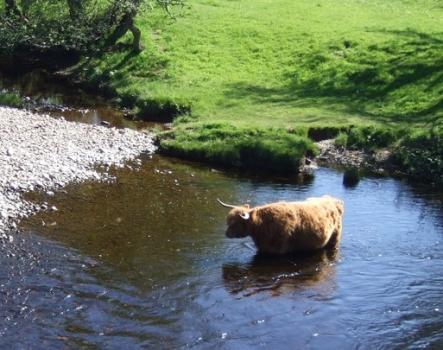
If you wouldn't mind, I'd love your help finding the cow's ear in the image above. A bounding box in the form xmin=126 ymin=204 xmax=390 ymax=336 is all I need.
xmin=244 ymin=204 xmax=250 ymax=209
xmin=239 ymin=211 xmax=250 ymax=220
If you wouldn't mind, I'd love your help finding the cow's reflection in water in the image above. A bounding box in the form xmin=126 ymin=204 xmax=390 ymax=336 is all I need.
xmin=222 ymin=249 xmax=339 ymax=297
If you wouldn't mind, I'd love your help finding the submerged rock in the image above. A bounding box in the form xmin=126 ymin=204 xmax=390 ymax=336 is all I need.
xmin=343 ymin=168 xmax=361 ymax=187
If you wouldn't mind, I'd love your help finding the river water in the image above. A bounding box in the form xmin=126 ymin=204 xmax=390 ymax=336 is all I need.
xmin=1 ymin=70 xmax=443 ymax=349
xmin=0 ymin=156 xmax=439 ymax=349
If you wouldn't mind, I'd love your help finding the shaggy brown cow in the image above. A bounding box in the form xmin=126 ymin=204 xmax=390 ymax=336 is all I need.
xmin=218 ymin=195 xmax=344 ymax=255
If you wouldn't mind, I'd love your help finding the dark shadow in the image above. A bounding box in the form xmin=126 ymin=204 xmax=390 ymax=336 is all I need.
xmin=222 ymin=249 xmax=339 ymax=297
xmin=75 ymin=48 xmax=169 ymax=87
xmin=224 ymin=29 xmax=443 ymax=126
xmin=63 ymin=48 xmax=178 ymax=121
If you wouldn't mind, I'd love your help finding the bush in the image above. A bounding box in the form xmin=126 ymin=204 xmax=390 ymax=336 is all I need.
xmin=347 ymin=126 xmax=400 ymax=150
xmin=395 ymin=128 xmax=443 ymax=186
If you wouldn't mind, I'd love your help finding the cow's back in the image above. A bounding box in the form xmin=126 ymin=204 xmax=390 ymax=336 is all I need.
xmin=250 ymin=197 xmax=343 ymax=254
xmin=288 ymin=197 xmax=343 ymax=251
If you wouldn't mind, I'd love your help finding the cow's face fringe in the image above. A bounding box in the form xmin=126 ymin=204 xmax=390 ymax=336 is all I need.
xmin=225 ymin=207 xmax=251 ymax=238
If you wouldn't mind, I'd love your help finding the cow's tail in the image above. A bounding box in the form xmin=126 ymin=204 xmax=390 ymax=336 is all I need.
xmin=336 ymin=199 xmax=344 ymax=215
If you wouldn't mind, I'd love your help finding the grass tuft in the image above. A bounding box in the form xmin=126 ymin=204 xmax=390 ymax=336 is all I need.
xmin=0 ymin=91 xmax=23 ymax=108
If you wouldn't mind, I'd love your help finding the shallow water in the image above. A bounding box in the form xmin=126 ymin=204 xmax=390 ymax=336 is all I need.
xmin=0 ymin=69 xmax=164 ymax=129
xmin=0 ymin=155 xmax=440 ymax=349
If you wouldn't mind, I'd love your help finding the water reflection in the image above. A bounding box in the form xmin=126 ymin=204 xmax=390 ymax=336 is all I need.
xmin=223 ymin=250 xmax=338 ymax=297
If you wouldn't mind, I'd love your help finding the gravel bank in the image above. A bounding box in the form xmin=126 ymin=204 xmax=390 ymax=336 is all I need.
xmin=0 ymin=106 xmax=156 ymax=239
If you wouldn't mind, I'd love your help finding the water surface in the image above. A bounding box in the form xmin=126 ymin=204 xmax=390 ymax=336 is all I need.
xmin=1 ymin=155 xmax=440 ymax=349
xmin=0 ymin=69 xmax=164 ymax=129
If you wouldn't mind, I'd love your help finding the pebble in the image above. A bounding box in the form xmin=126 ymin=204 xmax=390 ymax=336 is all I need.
xmin=0 ymin=106 xmax=156 ymax=238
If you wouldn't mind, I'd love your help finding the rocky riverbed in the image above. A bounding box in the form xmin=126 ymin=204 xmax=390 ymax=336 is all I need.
xmin=0 ymin=106 xmax=156 ymax=242
xmin=314 ymin=139 xmax=395 ymax=175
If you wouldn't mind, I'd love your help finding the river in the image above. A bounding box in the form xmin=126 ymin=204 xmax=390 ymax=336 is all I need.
xmin=1 ymin=70 xmax=442 ymax=349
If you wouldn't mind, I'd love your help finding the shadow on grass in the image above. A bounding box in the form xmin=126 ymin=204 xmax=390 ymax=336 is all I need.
xmin=224 ymin=29 xmax=443 ymax=127
xmin=68 ymin=46 xmax=191 ymax=121
xmin=80 ymin=47 xmax=169 ymax=84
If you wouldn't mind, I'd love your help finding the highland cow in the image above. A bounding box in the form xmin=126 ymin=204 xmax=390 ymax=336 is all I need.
xmin=218 ymin=196 xmax=344 ymax=255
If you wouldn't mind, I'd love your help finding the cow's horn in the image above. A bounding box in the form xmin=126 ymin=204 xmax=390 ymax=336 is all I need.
xmin=217 ymin=198 xmax=237 ymax=209
xmin=240 ymin=212 xmax=250 ymax=220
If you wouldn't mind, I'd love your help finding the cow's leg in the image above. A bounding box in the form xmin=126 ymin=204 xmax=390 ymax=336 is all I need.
xmin=325 ymin=223 xmax=342 ymax=249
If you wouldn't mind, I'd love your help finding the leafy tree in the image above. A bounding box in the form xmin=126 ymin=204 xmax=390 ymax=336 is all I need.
xmin=0 ymin=0 xmax=185 ymax=53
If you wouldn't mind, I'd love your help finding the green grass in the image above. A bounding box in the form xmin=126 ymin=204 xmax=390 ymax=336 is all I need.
xmin=337 ymin=126 xmax=405 ymax=150
xmin=0 ymin=91 xmax=23 ymax=108
xmin=395 ymin=127 xmax=443 ymax=186
xmin=79 ymin=0 xmax=442 ymax=128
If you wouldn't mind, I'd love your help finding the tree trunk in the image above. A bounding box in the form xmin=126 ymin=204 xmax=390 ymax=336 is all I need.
xmin=67 ymin=0 xmax=83 ymax=19
xmin=107 ymin=12 xmax=143 ymax=52
xmin=130 ymin=22 xmax=142 ymax=52
xmin=21 ymin=0 xmax=31 ymax=15
xmin=5 ymin=0 xmax=21 ymax=16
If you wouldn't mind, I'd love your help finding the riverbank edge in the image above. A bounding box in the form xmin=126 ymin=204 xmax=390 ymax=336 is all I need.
xmin=1 ymin=55 xmax=441 ymax=188
xmin=155 ymin=123 xmax=442 ymax=188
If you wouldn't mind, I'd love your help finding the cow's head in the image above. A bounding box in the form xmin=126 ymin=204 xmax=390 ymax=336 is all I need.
xmin=218 ymin=199 xmax=251 ymax=238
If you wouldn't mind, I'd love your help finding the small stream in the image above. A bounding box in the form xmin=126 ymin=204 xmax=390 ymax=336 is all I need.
xmin=1 ymin=70 xmax=442 ymax=349
xmin=0 ymin=69 xmax=164 ymax=130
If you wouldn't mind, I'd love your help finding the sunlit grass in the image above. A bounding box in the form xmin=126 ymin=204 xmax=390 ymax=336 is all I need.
xmin=81 ymin=0 xmax=442 ymax=128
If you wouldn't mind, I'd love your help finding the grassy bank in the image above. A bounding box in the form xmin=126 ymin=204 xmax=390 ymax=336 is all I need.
xmin=157 ymin=122 xmax=317 ymax=173
xmin=5 ymin=0 xmax=443 ymax=181
xmin=333 ymin=125 xmax=442 ymax=186
xmin=69 ymin=0 xmax=441 ymax=180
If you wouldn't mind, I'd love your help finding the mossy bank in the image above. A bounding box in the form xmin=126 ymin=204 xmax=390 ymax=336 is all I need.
xmin=157 ymin=123 xmax=442 ymax=187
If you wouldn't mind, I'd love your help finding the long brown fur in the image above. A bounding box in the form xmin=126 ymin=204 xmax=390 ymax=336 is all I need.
xmin=224 ymin=195 xmax=344 ymax=254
